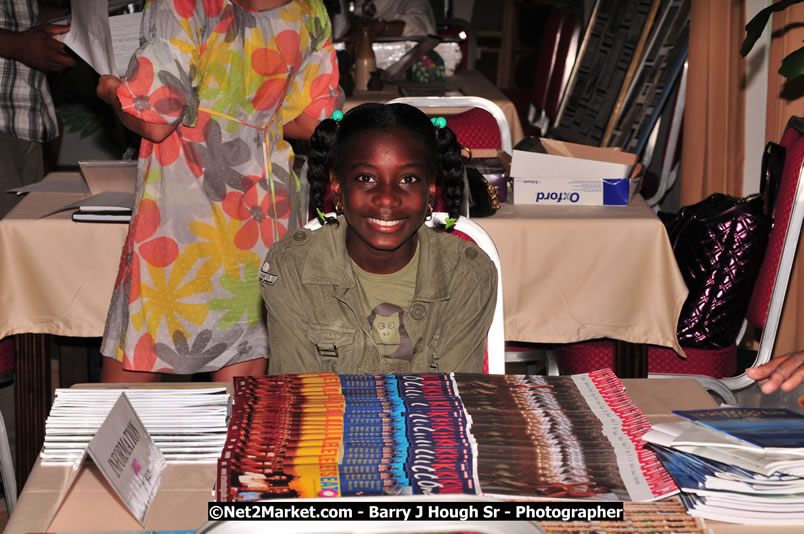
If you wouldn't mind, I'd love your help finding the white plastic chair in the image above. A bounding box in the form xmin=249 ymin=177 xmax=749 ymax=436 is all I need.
xmin=304 ymin=213 xmax=506 ymax=374
xmin=386 ymin=96 xmax=513 ymax=156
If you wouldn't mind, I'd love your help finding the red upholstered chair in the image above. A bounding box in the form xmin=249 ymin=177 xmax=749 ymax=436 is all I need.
xmin=386 ymin=96 xmax=513 ymax=155
xmin=553 ymin=116 xmax=804 ymax=402
xmin=385 ymin=96 xmax=513 ymax=214
xmin=304 ymin=213 xmax=505 ymax=374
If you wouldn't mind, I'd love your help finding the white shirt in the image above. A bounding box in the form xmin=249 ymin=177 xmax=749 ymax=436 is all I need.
xmin=333 ymin=0 xmax=437 ymax=39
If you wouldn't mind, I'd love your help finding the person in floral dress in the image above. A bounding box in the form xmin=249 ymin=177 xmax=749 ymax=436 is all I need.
xmin=96 ymin=0 xmax=342 ymax=382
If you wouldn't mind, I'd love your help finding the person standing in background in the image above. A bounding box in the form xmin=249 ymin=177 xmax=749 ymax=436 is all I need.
xmin=0 ymin=1 xmax=74 ymax=387
xmin=332 ymin=0 xmax=436 ymax=40
xmin=0 ymin=0 xmax=74 ymax=219
xmin=96 ymin=0 xmax=342 ymax=383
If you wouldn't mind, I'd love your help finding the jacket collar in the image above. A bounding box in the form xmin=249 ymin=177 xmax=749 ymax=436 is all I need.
xmin=301 ymin=216 xmax=450 ymax=301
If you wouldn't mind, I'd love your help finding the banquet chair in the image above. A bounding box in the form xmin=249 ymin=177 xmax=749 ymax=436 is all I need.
xmin=304 ymin=213 xmax=505 ymax=374
xmin=386 ymin=96 xmax=513 ymax=155
xmin=552 ymin=116 xmax=804 ymax=404
xmin=0 ymin=407 xmax=16 ymax=514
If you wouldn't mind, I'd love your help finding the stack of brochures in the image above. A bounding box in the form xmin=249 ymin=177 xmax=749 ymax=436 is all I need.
xmin=217 ymin=370 xmax=678 ymax=502
xmin=643 ymin=407 xmax=804 ymax=524
xmin=42 ymin=387 xmax=231 ymax=464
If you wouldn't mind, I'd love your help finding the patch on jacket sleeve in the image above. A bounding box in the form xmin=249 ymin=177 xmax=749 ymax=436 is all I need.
xmin=258 ymin=260 xmax=280 ymax=286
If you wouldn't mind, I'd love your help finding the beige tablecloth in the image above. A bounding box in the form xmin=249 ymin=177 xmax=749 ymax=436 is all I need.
xmin=0 ymin=172 xmax=127 ymax=339
xmin=474 ymin=195 xmax=688 ymax=356
xmin=344 ymin=70 xmax=525 ymax=147
xmin=0 ymin=175 xmax=686 ymax=356
xmin=6 ymin=379 xmax=726 ymax=534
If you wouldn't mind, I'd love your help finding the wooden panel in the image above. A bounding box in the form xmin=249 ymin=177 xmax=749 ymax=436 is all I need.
xmin=14 ymin=334 xmax=51 ymax=489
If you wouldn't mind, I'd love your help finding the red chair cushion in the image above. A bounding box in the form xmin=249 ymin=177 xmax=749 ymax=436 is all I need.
xmin=556 ymin=340 xmax=737 ymax=378
xmin=0 ymin=337 xmax=14 ymax=384
xmin=445 ymin=108 xmax=502 ymax=150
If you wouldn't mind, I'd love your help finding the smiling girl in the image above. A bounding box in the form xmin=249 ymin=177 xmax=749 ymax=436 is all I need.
xmin=260 ymin=102 xmax=498 ymax=374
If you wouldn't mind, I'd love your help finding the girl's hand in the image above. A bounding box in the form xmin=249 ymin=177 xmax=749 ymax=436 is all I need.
xmin=746 ymin=352 xmax=804 ymax=394
xmin=96 ymin=74 xmax=177 ymax=143
xmin=97 ymin=75 xmax=123 ymax=106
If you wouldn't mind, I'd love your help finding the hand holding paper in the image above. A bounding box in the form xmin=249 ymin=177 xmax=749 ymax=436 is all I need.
xmin=62 ymin=0 xmax=141 ymax=76
xmin=8 ymin=23 xmax=75 ymax=71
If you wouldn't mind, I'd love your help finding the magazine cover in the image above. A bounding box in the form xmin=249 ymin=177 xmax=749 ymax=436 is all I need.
xmin=453 ymin=369 xmax=677 ymax=502
xmin=672 ymin=408 xmax=804 ymax=449
xmin=216 ymin=371 xmax=675 ymax=502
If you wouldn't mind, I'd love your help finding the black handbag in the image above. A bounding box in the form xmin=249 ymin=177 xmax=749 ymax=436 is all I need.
xmin=466 ymin=166 xmax=501 ymax=217
xmin=659 ymin=193 xmax=771 ymax=349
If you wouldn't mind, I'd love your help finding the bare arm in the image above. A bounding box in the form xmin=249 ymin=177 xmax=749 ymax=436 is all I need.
xmin=96 ymin=75 xmax=178 ymax=144
xmin=0 ymin=24 xmax=75 ymax=71
xmin=283 ymin=112 xmax=321 ymax=141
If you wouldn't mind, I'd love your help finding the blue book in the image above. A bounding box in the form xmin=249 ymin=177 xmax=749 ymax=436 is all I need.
xmin=672 ymin=408 xmax=804 ymax=449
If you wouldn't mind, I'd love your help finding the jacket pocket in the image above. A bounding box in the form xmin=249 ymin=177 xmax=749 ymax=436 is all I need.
xmin=306 ymin=324 xmax=356 ymax=362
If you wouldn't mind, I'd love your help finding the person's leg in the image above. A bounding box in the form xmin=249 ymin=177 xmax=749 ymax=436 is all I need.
xmin=100 ymin=357 xmax=163 ymax=383
xmin=0 ymin=132 xmax=44 ymax=218
xmin=211 ymin=358 xmax=267 ymax=383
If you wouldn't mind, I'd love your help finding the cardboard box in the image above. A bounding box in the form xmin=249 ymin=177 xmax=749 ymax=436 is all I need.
xmin=510 ymin=139 xmax=640 ymax=206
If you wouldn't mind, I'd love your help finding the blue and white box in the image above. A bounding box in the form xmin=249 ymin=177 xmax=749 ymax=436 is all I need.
xmin=510 ymin=141 xmax=639 ymax=206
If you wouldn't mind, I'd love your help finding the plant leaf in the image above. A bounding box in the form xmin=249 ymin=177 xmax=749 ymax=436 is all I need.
xmin=741 ymin=0 xmax=802 ymax=57
xmin=779 ymin=45 xmax=804 ymax=79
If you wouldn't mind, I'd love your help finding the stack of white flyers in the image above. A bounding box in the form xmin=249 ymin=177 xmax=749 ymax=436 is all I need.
xmin=42 ymin=387 xmax=230 ymax=465
xmin=643 ymin=408 xmax=804 ymax=525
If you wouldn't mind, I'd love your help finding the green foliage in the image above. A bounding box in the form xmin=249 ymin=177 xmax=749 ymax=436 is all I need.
xmin=740 ymin=0 xmax=804 ymax=80
xmin=57 ymin=103 xmax=103 ymax=138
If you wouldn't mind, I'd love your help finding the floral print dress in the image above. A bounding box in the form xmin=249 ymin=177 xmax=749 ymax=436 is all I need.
xmin=101 ymin=0 xmax=341 ymax=373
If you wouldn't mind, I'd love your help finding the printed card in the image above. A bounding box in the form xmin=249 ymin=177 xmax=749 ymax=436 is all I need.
xmin=86 ymin=393 xmax=166 ymax=525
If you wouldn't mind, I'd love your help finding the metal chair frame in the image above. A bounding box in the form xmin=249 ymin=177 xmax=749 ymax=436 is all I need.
xmin=0 ymin=408 xmax=17 ymax=514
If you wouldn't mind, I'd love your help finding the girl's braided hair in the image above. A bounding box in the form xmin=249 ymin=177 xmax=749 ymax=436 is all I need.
xmin=307 ymin=102 xmax=464 ymax=225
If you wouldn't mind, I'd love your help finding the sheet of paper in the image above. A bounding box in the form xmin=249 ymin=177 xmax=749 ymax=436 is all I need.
xmin=6 ymin=179 xmax=89 ymax=195
xmin=110 ymin=12 xmax=143 ymax=76
xmin=64 ymin=0 xmax=114 ymax=75
xmin=64 ymin=2 xmax=143 ymax=76
xmin=86 ymin=393 xmax=166 ymax=526
xmin=42 ymin=191 xmax=134 ymax=218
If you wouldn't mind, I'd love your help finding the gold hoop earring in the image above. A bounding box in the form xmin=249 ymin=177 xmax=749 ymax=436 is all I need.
xmin=335 ymin=199 xmax=343 ymax=214
xmin=426 ymin=203 xmax=433 ymax=220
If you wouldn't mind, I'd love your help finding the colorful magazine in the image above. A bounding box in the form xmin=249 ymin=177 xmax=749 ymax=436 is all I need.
xmin=216 ymin=370 xmax=677 ymax=503
xmin=672 ymin=408 xmax=804 ymax=449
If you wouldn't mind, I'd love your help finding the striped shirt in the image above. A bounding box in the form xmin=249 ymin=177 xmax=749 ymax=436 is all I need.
xmin=0 ymin=0 xmax=58 ymax=142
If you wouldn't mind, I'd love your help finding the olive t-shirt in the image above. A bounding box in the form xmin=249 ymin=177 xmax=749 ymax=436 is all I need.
xmin=351 ymin=245 xmax=419 ymax=361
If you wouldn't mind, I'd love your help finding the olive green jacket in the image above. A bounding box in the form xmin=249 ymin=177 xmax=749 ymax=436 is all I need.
xmin=261 ymin=217 xmax=497 ymax=374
